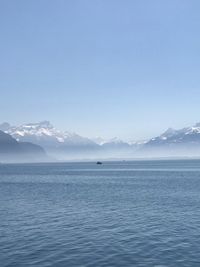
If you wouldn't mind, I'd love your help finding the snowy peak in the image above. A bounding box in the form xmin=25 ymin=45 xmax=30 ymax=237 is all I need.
xmin=21 ymin=121 xmax=53 ymax=129
xmin=92 ymin=136 xmax=131 ymax=146
xmin=184 ymin=125 xmax=200 ymax=135
xmin=147 ymin=122 xmax=200 ymax=147
xmin=3 ymin=121 xmax=96 ymax=146
xmin=7 ymin=121 xmax=64 ymax=142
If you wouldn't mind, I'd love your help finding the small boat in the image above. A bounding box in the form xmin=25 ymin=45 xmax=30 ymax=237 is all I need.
xmin=96 ymin=161 xmax=102 ymax=165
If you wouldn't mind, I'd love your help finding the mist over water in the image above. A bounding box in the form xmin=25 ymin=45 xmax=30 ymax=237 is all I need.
xmin=1 ymin=160 xmax=200 ymax=266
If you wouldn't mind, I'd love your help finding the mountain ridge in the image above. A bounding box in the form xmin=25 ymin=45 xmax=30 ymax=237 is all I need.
xmin=2 ymin=121 xmax=200 ymax=159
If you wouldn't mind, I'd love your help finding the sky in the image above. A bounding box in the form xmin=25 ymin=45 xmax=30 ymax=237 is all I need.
xmin=1 ymin=0 xmax=200 ymax=141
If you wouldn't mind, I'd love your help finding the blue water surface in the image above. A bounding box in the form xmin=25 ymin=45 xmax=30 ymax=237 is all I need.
xmin=1 ymin=160 xmax=200 ymax=267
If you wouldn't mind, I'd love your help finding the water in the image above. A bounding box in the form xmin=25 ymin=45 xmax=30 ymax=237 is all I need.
xmin=1 ymin=160 xmax=200 ymax=267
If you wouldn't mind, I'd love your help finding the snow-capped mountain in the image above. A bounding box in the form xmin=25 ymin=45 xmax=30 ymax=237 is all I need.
xmin=146 ymin=123 xmax=200 ymax=146
xmin=0 ymin=121 xmax=137 ymax=159
xmin=0 ymin=121 xmax=97 ymax=147
xmin=101 ymin=137 xmax=131 ymax=150
xmin=0 ymin=121 xmax=100 ymax=160
xmin=3 ymin=120 xmax=200 ymax=160
xmin=139 ymin=122 xmax=200 ymax=157
xmin=92 ymin=137 xmax=131 ymax=146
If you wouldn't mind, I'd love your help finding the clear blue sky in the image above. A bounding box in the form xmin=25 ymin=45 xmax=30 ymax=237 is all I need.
xmin=1 ymin=0 xmax=200 ymax=140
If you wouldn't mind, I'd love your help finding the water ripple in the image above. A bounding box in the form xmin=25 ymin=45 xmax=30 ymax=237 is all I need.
xmin=1 ymin=161 xmax=200 ymax=266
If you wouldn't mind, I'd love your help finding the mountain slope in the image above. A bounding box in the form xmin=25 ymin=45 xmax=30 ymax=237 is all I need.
xmin=0 ymin=121 xmax=137 ymax=159
xmin=2 ymin=121 xmax=200 ymax=159
xmin=0 ymin=130 xmax=47 ymax=162
xmin=146 ymin=123 xmax=200 ymax=146
xmin=141 ymin=123 xmax=200 ymax=157
xmin=0 ymin=121 xmax=100 ymax=159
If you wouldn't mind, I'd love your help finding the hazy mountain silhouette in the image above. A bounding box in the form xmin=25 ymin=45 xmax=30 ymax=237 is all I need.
xmin=2 ymin=121 xmax=200 ymax=160
xmin=140 ymin=123 xmax=200 ymax=157
xmin=0 ymin=130 xmax=47 ymax=162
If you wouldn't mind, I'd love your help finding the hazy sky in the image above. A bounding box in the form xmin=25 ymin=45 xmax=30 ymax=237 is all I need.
xmin=1 ymin=0 xmax=200 ymax=140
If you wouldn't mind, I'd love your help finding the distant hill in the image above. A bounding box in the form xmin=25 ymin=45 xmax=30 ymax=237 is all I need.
xmin=0 ymin=130 xmax=47 ymax=162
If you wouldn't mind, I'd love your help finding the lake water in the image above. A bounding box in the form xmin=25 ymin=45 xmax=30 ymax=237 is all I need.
xmin=1 ymin=160 xmax=200 ymax=267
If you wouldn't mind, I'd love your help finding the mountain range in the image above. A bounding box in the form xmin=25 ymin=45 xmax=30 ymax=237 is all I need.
xmin=1 ymin=121 xmax=200 ymax=161
xmin=0 ymin=121 xmax=135 ymax=159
